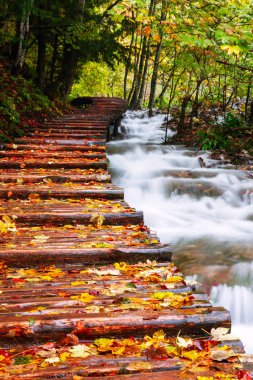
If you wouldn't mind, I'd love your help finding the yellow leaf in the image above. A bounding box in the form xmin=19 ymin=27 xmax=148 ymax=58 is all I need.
xmin=94 ymin=338 xmax=114 ymax=352
xmin=181 ymin=349 xmax=200 ymax=361
xmin=90 ymin=213 xmax=105 ymax=227
xmin=0 ymin=215 xmax=17 ymax=234
xmin=70 ymin=293 xmax=95 ymax=303
xmin=69 ymin=344 xmax=94 ymax=358
xmin=126 ymin=361 xmax=152 ymax=371
xmin=114 ymin=262 xmax=128 ymax=271
xmin=151 ymin=291 xmax=174 ymax=300
xmin=60 ymin=352 xmax=70 ymax=362
xmin=221 ymin=45 xmax=241 ymax=56
xmin=40 ymin=276 xmax=53 ymax=281
xmin=71 ymin=281 xmax=86 ymax=286
xmin=166 ymin=276 xmax=184 ymax=283
xmin=33 ymin=234 xmax=49 ymax=240
xmin=152 ymin=330 xmax=166 ymax=341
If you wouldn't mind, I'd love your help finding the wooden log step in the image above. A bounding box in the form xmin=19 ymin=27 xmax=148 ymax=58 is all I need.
xmin=0 ymin=245 xmax=171 ymax=267
xmin=23 ymin=132 xmax=106 ymax=139
xmin=30 ymin=129 xmax=106 ymax=135
xmin=44 ymin=117 xmax=108 ymax=122
xmin=0 ymin=360 xmax=247 ymax=380
xmin=0 ymin=224 xmax=163 ymax=262
xmin=0 ymin=197 xmax=131 ymax=211
xmin=0 ymin=262 xmax=228 ymax=345
xmin=33 ymin=127 xmax=107 ymax=133
xmin=2 ymin=143 xmax=106 ymax=152
xmin=0 ymin=183 xmax=123 ymax=199
xmin=0 ymin=168 xmax=111 ymax=183
xmin=14 ymin=138 xmax=106 ymax=145
xmin=0 ymin=306 xmax=230 ymax=345
xmin=0 ymin=290 xmax=210 ymax=311
xmin=0 ymin=261 xmax=179 ymax=289
xmin=0 ymin=326 xmax=247 ymax=379
xmin=0 ymin=201 xmax=142 ymax=225
xmin=0 ymin=151 xmax=106 ymax=159
xmin=42 ymin=122 xmax=108 ymax=127
xmin=0 ymin=158 xmax=107 ymax=169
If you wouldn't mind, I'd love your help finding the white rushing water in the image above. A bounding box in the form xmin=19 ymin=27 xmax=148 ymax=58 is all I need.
xmin=107 ymin=110 xmax=253 ymax=353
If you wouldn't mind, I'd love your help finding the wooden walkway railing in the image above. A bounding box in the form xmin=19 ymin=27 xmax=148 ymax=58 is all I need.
xmin=0 ymin=97 xmax=252 ymax=379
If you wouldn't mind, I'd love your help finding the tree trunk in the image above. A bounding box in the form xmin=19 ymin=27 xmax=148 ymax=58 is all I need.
xmin=245 ymin=76 xmax=252 ymax=121
xmin=49 ymin=34 xmax=59 ymax=83
xmin=148 ymin=39 xmax=162 ymax=116
xmin=191 ymin=79 xmax=202 ymax=117
xmin=124 ymin=20 xmax=135 ymax=100
xmin=248 ymin=101 xmax=253 ymax=126
xmin=59 ymin=46 xmax=79 ymax=98
xmin=127 ymin=33 xmax=141 ymax=106
xmin=15 ymin=2 xmax=33 ymax=70
xmin=148 ymin=0 xmax=167 ymax=117
xmin=36 ymin=29 xmax=46 ymax=90
xmin=177 ymin=95 xmax=191 ymax=134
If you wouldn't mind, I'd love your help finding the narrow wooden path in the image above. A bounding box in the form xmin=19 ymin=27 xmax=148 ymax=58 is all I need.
xmin=0 ymin=97 xmax=251 ymax=379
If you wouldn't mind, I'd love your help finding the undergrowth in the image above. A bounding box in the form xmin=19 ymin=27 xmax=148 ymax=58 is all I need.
xmin=197 ymin=112 xmax=252 ymax=153
xmin=0 ymin=62 xmax=70 ymax=143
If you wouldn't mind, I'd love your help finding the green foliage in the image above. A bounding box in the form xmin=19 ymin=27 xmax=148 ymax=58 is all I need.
xmin=71 ymin=62 xmax=124 ymax=98
xmin=0 ymin=63 xmax=67 ymax=143
xmin=197 ymin=112 xmax=251 ymax=151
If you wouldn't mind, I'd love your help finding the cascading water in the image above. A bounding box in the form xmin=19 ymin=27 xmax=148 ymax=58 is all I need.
xmin=107 ymin=110 xmax=253 ymax=353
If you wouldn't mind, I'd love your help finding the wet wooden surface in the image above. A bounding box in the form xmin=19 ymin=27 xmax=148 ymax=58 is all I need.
xmin=0 ymin=97 xmax=251 ymax=379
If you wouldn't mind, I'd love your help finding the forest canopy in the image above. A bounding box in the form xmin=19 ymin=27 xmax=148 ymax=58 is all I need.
xmin=0 ymin=0 xmax=253 ymax=150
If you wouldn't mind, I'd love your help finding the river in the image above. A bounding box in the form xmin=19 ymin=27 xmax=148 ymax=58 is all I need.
xmin=107 ymin=110 xmax=253 ymax=353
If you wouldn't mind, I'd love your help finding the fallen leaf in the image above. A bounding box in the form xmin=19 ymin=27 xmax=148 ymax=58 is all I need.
xmin=126 ymin=361 xmax=152 ymax=371
xmin=69 ymin=344 xmax=93 ymax=358
xmin=210 ymin=347 xmax=237 ymax=361
xmin=210 ymin=327 xmax=238 ymax=341
xmin=44 ymin=357 xmax=60 ymax=364
xmin=90 ymin=213 xmax=105 ymax=227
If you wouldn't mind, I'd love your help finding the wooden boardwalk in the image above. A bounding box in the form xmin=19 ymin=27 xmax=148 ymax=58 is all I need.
xmin=0 ymin=97 xmax=251 ymax=379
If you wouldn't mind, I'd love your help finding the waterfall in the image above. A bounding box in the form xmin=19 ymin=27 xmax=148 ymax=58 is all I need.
xmin=107 ymin=110 xmax=253 ymax=353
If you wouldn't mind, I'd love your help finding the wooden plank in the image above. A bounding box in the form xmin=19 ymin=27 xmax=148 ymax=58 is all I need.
xmin=0 ymin=244 xmax=172 ymax=266
xmin=0 ymin=97 xmax=250 ymax=380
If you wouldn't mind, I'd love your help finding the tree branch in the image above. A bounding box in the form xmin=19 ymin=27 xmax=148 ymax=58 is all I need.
xmin=216 ymin=59 xmax=253 ymax=72
xmin=103 ymin=0 xmax=122 ymax=17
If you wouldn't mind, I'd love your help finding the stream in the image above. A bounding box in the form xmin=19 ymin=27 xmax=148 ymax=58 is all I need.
xmin=107 ymin=110 xmax=253 ymax=353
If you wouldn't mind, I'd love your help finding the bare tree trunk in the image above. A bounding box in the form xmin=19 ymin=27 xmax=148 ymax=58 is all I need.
xmin=128 ymin=32 xmax=141 ymax=106
xmin=148 ymin=39 xmax=162 ymax=116
xmin=137 ymin=35 xmax=151 ymax=109
xmin=49 ymin=34 xmax=59 ymax=83
xmin=178 ymin=95 xmax=191 ymax=133
xmin=124 ymin=20 xmax=135 ymax=100
xmin=148 ymin=0 xmax=167 ymax=117
xmin=248 ymin=101 xmax=253 ymax=126
xmin=37 ymin=31 xmax=46 ymax=90
xmin=191 ymin=79 xmax=202 ymax=117
xmin=245 ymin=76 xmax=252 ymax=121
xmin=15 ymin=0 xmax=33 ymax=71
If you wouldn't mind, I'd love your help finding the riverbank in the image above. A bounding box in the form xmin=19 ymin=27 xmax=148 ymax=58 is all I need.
xmin=165 ymin=115 xmax=253 ymax=173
